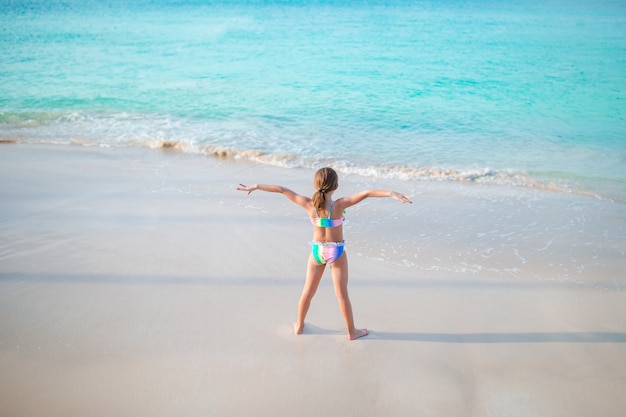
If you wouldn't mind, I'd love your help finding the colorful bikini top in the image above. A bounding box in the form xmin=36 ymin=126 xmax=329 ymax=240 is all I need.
xmin=310 ymin=203 xmax=346 ymax=228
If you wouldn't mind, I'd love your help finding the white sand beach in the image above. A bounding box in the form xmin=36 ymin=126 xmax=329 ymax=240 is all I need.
xmin=1 ymin=144 xmax=625 ymax=417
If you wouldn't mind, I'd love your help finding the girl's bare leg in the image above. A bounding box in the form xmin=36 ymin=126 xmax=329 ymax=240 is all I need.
xmin=330 ymin=253 xmax=368 ymax=340
xmin=294 ymin=255 xmax=326 ymax=334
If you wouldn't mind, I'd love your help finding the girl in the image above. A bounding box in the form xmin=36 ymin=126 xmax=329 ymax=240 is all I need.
xmin=237 ymin=167 xmax=412 ymax=340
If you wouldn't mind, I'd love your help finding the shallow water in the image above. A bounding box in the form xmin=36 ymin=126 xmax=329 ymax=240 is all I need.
xmin=1 ymin=0 xmax=625 ymax=199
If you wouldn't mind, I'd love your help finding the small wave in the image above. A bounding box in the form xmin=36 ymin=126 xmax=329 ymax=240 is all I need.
xmin=147 ymin=139 xmax=194 ymax=152
xmin=195 ymin=143 xmax=595 ymax=196
xmin=1 ymin=131 xmax=601 ymax=198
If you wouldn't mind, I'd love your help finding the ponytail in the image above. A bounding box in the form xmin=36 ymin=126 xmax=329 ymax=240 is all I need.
xmin=312 ymin=189 xmax=326 ymax=213
xmin=312 ymin=167 xmax=338 ymax=213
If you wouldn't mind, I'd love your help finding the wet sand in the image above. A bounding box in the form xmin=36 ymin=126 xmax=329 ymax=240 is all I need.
xmin=1 ymin=144 xmax=625 ymax=416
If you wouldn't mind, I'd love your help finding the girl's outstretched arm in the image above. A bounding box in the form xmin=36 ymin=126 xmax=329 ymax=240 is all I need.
xmin=237 ymin=183 xmax=311 ymax=209
xmin=337 ymin=189 xmax=412 ymax=210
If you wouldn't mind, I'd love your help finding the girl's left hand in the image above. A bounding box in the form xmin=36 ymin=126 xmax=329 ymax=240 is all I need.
xmin=236 ymin=183 xmax=256 ymax=195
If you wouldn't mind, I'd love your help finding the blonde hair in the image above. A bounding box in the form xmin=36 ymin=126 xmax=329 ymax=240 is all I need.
xmin=312 ymin=167 xmax=339 ymax=213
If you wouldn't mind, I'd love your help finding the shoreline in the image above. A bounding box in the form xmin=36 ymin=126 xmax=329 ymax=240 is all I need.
xmin=3 ymin=136 xmax=621 ymax=202
xmin=1 ymin=143 xmax=625 ymax=416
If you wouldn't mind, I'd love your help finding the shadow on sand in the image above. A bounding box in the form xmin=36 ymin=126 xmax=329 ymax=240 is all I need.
xmin=366 ymin=331 xmax=626 ymax=343
xmin=297 ymin=324 xmax=626 ymax=343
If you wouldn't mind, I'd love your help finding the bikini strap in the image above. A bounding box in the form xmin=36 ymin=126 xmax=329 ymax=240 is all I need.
xmin=328 ymin=203 xmax=333 ymax=219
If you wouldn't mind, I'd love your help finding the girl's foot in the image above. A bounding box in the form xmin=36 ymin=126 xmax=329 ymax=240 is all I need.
xmin=348 ymin=328 xmax=368 ymax=341
xmin=293 ymin=322 xmax=304 ymax=335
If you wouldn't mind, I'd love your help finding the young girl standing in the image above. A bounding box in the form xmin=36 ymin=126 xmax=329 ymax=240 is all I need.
xmin=237 ymin=167 xmax=412 ymax=340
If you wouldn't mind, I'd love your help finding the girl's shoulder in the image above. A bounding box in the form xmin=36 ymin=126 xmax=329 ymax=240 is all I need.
xmin=332 ymin=195 xmax=355 ymax=209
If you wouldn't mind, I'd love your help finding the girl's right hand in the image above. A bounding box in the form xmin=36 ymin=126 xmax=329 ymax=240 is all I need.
xmin=391 ymin=191 xmax=412 ymax=204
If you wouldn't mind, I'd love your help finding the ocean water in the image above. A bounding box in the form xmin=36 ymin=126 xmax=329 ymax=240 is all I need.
xmin=1 ymin=0 xmax=625 ymax=200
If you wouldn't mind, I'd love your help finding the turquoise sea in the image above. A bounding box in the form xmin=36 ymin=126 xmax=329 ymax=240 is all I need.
xmin=1 ymin=0 xmax=625 ymax=200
